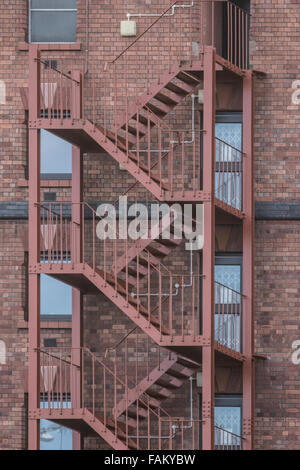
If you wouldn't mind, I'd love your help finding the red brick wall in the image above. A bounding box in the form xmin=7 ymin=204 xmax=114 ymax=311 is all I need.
xmin=251 ymin=0 xmax=300 ymax=450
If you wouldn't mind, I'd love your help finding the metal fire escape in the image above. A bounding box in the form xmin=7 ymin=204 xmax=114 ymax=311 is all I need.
xmin=27 ymin=1 xmax=254 ymax=450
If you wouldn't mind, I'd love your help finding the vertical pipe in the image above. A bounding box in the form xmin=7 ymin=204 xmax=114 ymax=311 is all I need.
xmin=242 ymin=71 xmax=254 ymax=450
xmin=28 ymin=45 xmax=41 ymax=450
xmin=202 ymin=47 xmax=216 ymax=450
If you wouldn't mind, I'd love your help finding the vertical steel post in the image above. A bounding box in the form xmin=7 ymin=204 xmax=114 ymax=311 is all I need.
xmin=202 ymin=47 xmax=216 ymax=450
xmin=242 ymin=71 xmax=254 ymax=450
xmin=71 ymin=146 xmax=83 ymax=450
xmin=28 ymin=45 xmax=41 ymax=450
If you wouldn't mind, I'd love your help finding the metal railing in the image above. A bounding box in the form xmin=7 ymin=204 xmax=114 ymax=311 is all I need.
xmin=39 ymin=347 xmax=172 ymax=450
xmin=215 ymin=137 xmax=244 ymax=211
xmin=214 ymin=425 xmax=245 ymax=450
xmin=214 ymin=281 xmax=244 ymax=353
xmin=93 ymin=0 xmax=249 ymax=130
xmin=35 ymin=58 xmax=82 ymax=120
xmin=37 ymin=202 xmax=204 ymax=340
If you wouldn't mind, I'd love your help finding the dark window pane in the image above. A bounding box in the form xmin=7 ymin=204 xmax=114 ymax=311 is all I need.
xmin=32 ymin=0 xmax=77 ymax=9
xmin=31 ymin=11 xmax=77 ymax=43
xmin=41 ymin=130 xmax=72 ymax=174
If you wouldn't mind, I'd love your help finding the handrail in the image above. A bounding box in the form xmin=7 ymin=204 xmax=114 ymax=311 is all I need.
xmin=83 ymin=347 xmax=171 ymax=419
xmin=35 ymin=58 xmax=80 ymax=84
xmin=215 ymin=280 xmax=245 ymax=297
xmin=106 ymin=0 xmax=248 ymax=68
xmin=106 ymin=2 xmax=179 ymax=67
xmin=214 ymin=425 xmax=245 ymax=441
xmin=215 ymin=136 xmax=246 ymax=156
xmin=104 ymin=326 xmax=137 ymax=358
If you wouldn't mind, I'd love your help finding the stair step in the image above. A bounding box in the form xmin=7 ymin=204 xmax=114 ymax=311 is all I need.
xmin=146 ymin=388 xmax=171 ymax=400
xmin=176 ymin=356 xmax=201 ymax=369
xmin=165 ymin=81 xmax=191 ymax=96
xmin=139 ymin=252 xmax=161 ymax=267
xmin=146 ymin=102 xmax=168 ymax=117
xmin=128 ymin=262 xmax=148 ymax=277
xmin=176 ymin=70 xmax=200 ymax=85
xmin=158 ymin=237 xmax=182 ymax=247
xmin=126 ymin=122 xmax=148 ymax=138
xmin=156 ymin=377 xmax=183 ymax=390
xmin=183 ymin=70 xmax=203 ymax=81
xmin=147 ymin=241 xmax=170 ymax=257
xmin=127 ymin=406 xmax=148 ymax=420
xmin=154 ymin=91 xmax=181 ymax=107
xmin=96 ymin=124 xmax=136 ymax=149
xmin=166 ymin=367 xmax=195 ymax=380
xmin=139 ymin=395 xmax=162 ymax=410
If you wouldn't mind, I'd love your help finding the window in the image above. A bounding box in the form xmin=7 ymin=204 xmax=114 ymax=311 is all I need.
xmin=215 ymin=254 xmax=242 ymax=352
xmin=215 ymin=395 xmax=242 ymax=449
xmin=41 ymin=130 xmax=72 ymax=178
xmin=215 ymin=113 xmax=243 ymax=210
xmin=41 ymin=275 xmax=72 ymax=321
xmin=0 ymin=340 xmax=6 ymax=365
xmin=40 ymin=400 xmax=72 ymax=450
xmin=29 ymin=1 xmax=77 ymax=44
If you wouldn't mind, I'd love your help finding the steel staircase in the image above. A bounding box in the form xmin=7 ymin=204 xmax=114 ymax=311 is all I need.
xmin=114 ymin=353 xmax=200 ymax=423
xmin=28 ymin=0 xmax=251 ymax=450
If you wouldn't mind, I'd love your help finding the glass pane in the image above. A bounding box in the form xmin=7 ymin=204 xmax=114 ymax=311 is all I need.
xmin=215 ymin=314 xmax=240 ymax=350
xmin=41 ymin=130 xmax=72 ymax=174
xmin=40 ymin=401 xmax=72 ymax=450
xmin=215 ymin=172 xmax=241 ymax=209
xmin=32 ymin=0 xmax=77 ymax=10
xmin=215 ymin=123 xmax=242 ymax=160
xmin=215 ymin=265 xmax=240 ymax=293
xmin=31 ymin=11 xmax=77 ymax=43
xmin=40 ymin=275 xmax=72 ymax=315
xmin=215 ymin=406 xmax=241 ymax=446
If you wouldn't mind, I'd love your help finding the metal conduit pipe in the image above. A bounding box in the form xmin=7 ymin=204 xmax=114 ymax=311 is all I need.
xmin=131 ymin=248 xmax=194 ymax=298
xmin=128 ymin=373 xmax=195 ymax=440
xmin=126 ymin=2 xmax=195 ymax=21
xmin=130 ymin=94 xmax=197 ymax=154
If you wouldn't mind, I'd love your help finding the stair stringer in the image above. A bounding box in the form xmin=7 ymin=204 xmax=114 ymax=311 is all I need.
xmin=83 ymin=263 xmax=167 ymax=345
xmin=116 ymin=64 xmax=200 ymax=132
xmin=83 ymin=120 xmax=165 ymax=200
xmin=114 ymin=354 xmax=179 ymax=419
xmin=112 ymin=211 xmax=182 ymax=277
xmin=82 ymin=408 xmax=130 ymax=450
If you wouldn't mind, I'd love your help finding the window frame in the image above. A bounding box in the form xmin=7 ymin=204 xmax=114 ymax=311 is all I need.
xmin=215 ymin=112 xmax=243 ymax=210
xmin=215 ymin=253 xmax=243 ymax=352
xmin=40 ymin=130 xmax=72 ymax=180
xmin=24 ymin=251 xmax=72 ymax=322
xmin=214 ymin=394 xmax=243 ymax=449
xmin=29 ymin=1 xmax=78 ymax=45
xmin=40 ymin=252 xmax=72 ymax=322
xmin=199 ymin=394 xmax=243 ymax=449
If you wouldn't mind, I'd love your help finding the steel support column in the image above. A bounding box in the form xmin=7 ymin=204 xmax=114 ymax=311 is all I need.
xmin=242 ymin=70 xmax=254 ymax=450
xmin=28 ymin=45 xmax=41 ymax=450
xmin=71 ymin=146 xmax=83 ymax=450
xmin=202 ymin=47 xmax=216 ymax=450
